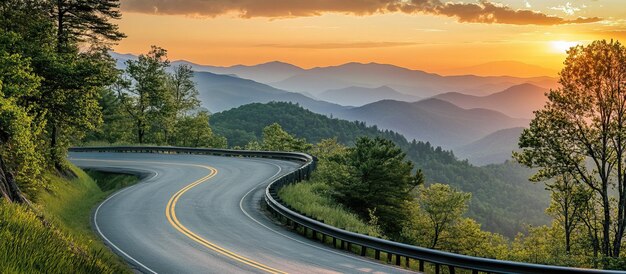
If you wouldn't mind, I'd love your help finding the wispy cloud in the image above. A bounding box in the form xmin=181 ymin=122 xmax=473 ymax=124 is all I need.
xmin=550 ymin=2 xmax=582 ymax=16
xmin=122 ymin=0 xmax=602 ymax=26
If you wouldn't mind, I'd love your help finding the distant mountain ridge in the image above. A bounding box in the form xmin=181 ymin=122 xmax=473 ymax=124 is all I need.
xmin=440 ymin=61 xmax=558 ymax=78
xmin=455 ymin=127 xmax=525 ymax=166
xmin=318 ymin=85 xmax=421 ymax=106
xmin=270 ymin=62 xmax=557 ymax=97
xmin=434 ymin=83 xmax=548 ymax=118
xmin=110 ymin=52 xmax=557 ymax=99
xmin=334 ymin=98 xmax=529 ymax=149
xmin=191 ymin=71 xmax=347 ymax=115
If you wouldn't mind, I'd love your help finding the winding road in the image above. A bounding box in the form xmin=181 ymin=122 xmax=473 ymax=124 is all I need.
xmin=69 ymin=152 xmax=410 ymax=273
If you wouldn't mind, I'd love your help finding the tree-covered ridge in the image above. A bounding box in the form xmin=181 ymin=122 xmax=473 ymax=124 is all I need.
xmin=211 ymin=102 xmax=407 ymax=147
xmin=211 ymin=101 xmax=550 ymax=237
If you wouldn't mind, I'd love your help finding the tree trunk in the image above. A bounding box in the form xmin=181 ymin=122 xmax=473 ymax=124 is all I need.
xmin=602 ymin=190 xmax=611 ymax=257
xmin=137 ymin=120 xmax=144 ymax=144
xmin=50 ymin=123 xmax=64 ymax=171
xmin=0 ymin=155 xmax=27 ymax=203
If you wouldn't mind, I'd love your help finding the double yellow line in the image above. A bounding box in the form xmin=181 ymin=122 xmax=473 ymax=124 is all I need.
xmin=164 ymin=164 xmax=286 ymax=274
xmin=74 ymin=158 xmax=286 ymax=274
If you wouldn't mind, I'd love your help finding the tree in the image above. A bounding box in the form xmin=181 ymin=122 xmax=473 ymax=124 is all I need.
xmin=172 ymin=111 xmax=227 ymax=148
xmin=48 ymin=0 xmax=125 ymax=52
xmin=416 ymin=183 xmax=471 ymax=248
xmin=261 ymin=123 xmax=311 ymax=152
xmin=545 ymin=175 xmax=589 ymax=254
xmin=1 ymin=0 xmax=123 ymax=170
xmin=167 ymin=64 xmax=200 ymax=118
xmin=331 ymin=136 xmax=423 ymax=235
xmin=0 ymin=49 xmax=45 ymax=202
xmin=118 ymin=46 xmax=170 ymax=144
xmin=515 ymin=40 xmax=626 ymax=258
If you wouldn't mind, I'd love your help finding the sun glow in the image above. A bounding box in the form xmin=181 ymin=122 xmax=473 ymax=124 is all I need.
xmin=551 ymin=41 xmax=580 ymax=54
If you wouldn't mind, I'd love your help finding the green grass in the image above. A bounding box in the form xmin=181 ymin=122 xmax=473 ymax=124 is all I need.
xmin=278 ymin=180 xmax=382 ymax=237
xmin=37 ymin=166 xmax=139 ymax=273
xmin=0 ymin=167 xmax=137 ymax=273
xmin=0 ymin=200 xmax=109 ymax=273
xmin=0 ymin=165 xmax=139 ymax=273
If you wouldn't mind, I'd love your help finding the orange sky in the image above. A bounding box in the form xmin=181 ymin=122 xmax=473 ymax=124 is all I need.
xmin=113 ymin=0 xmax=626 ymax=76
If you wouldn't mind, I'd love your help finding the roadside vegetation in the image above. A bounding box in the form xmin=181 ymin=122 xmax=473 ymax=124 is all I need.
xmin=1 ymin=166 xmax=138 ymax=273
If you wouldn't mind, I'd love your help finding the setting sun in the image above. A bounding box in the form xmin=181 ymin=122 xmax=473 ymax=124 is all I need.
xmin=551 ymin=40 xmax=580 ymax=54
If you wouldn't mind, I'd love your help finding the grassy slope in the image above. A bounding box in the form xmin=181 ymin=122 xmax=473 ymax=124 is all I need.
xmin=279 ymin=180 xmax=382 ymax=237
xmin=0 ymin=165 xmax=138 ymax=273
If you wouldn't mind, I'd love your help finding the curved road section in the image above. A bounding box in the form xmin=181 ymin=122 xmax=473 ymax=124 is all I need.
xmin=69 ymin=152 xmax=410 ymax=273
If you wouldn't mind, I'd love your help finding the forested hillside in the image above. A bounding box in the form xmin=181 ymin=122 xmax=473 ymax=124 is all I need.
xmin=211 ymin=102 xmax=550 ymax=236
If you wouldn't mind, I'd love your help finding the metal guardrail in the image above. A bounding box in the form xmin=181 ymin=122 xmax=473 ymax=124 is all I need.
xmin=70 ymin=146 xmax=623 ymax=274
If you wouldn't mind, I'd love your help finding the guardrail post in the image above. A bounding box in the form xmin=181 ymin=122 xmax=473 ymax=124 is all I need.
xmin=375 ymin=250 xmax=380 ymax=260
xmin=312 ymin=230 xmax=317 ymax=240
xmin=340 ymin=240 xmax=345 ymax=250
xmin=448 ymin=265 xmax=455 ymax=274
xmin=360 ymin=246 xmax=366 ymax=256
xmin=387 ymin=253 xmax=392 ymax=264
xmin=333 ymin=237 xmax=337 ymax=248
xmin=405 ymin=257 xmax=410 ymax=268
xmin=419 ymin=260 xmax=424 ymax=272
xmin=472 ymin=270 xmax=478 ymax=274
xmin=395 ymin=254 xmax=400 ymax=266
xmin=435 ymin=263 xmax=440 ymax=274
xmin=347 ymin=242 xmax=352 ymax=252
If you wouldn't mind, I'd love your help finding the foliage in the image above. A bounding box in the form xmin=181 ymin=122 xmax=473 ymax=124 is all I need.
xmin=515 ymin=40 xmax=626 ymax=262
xmin=0 ymin=166 xmax=137 ymax=273
xmin=279 ymin=180 xmax=382 ymax=237
xmin=326 ymin=137 xmax=423 ymax=236
xmin=0 ymin=51 xmax=45 ymax=198
xmin=212 ymin=102 xmax=407 ymax=147
xmin=171 ymin=111 xmax=227 ymax=148
xmin=413 ymin=184 xmax=471 ymax=249
xmin=0 ymin=0 xmax=123 ymax=169
xmin=261 ymin=123 xmax=311 ymax=152
xmin=104 ymin=47 xmax=227 ymax=148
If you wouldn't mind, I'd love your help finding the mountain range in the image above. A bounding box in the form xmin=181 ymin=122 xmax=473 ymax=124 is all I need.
xmin=454 ymin=127 xmax=525 ymax=166
xmin=334 ymin=98 xmax=529 ymax=149
xmin=439 ymin=61 xmax=558 ymax=78
xmin=192 ymin=71 xmax=347 ymax=115
xmin=269 ymin=62 xmax=557 ymax=98
xmin=434 ymin=83 xmax=548 ymax=118
xmin=110 ymin=52 xmax=549 ymax=165
xmin=318 ymin=86 xmax=421 ymax=106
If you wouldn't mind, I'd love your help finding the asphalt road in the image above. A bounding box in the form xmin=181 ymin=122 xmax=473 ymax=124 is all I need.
xmin=69 ymin=152 xmax=412 ymax=274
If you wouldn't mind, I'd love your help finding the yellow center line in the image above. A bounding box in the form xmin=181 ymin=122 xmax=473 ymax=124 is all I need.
xmin=73 ymin=158 xmax=287 ymax=274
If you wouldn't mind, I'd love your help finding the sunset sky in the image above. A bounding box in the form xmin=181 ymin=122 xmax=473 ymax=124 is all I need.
xmin=114 ymin=0 xmax=626 ymax=76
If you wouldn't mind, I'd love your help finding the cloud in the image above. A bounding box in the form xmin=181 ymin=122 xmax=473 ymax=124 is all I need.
xmin=550 ymin=2 xmax=581 ymax=16
xmin=121 ymin=0 xmax=602 ymax=25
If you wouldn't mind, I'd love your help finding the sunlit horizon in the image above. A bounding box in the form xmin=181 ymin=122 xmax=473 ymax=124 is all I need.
xmin=113 ymin=1 xmax=625 ymax=77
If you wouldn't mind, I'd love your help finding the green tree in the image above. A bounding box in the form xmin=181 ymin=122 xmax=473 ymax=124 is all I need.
xmin=331 ymin=136 xmax=423 ymax=235
xmin=1 ymin=0 xmax=123 ymax=169
xmin=515 ymin=40 xmax=626 ymax=258
xmin=48 ymin=0 xmax=125 ymax=52
xmin=545 ymin=175 xmax=589 ymax=254
xmin=417 ymin=183 xmax=471 ymax=248
xmin=118 ymin=46 xmax=170 ymax=144
xmin=261 ymin=123 xmax=311 ymax=152
xmin=172 ymin=111 xmax=227 ymax=148
xmin=168 ymin=64 xmax=200 ymax=118
xmin=0 ymin=49 xmax=45 ymax=201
